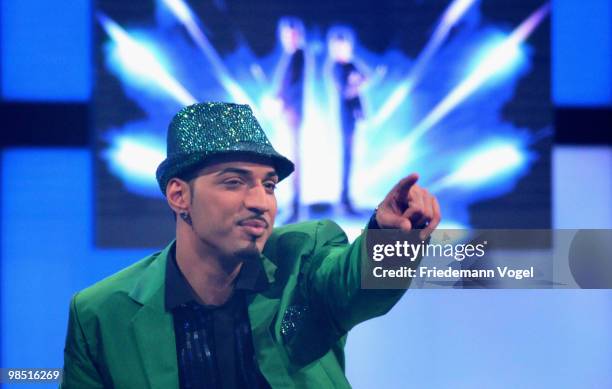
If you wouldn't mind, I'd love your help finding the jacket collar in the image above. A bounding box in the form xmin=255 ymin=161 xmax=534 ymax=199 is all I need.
xmin=128 ymin=241 xmax=174 ymax=312
xmin=128 ymin=240 xmax=279 ymax=311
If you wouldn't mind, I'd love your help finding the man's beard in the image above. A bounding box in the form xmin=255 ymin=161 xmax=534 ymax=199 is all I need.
xmin=233 ymin=240 xmax=261 ymax=262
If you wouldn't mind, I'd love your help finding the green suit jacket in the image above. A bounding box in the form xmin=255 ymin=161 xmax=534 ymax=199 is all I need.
xmin=61 ymin=220 xmax=406 ymax=388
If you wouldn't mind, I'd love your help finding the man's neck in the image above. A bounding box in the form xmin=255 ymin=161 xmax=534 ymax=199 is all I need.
xmin=175 ymin=231 xmax=243 ymax=306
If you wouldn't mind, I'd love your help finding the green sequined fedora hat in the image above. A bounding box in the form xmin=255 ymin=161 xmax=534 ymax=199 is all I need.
xmin=156 ymin=102 xmax=294 ymax=194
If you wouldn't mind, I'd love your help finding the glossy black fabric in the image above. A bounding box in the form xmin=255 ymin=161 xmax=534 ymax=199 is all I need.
xmin=165 ymin=246 xmax=270 ymax=389
xmin=332 ymin=62 xmax=364 ymax=118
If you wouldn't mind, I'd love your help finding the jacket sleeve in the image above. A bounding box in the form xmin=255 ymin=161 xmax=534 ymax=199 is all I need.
xmin=305 ymin=220 xmax=407 ymax=334
xmin=60 ymin=293 xmax=106 ymax=389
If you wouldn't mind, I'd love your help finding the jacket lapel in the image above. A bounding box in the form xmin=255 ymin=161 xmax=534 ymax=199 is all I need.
xmin=249 ymin=231 xmax=316 ymax=386
xmin=128 ymin=242 xmax=179 ymax=389
xmin=247 ymin=254 xmax=295 ymax=387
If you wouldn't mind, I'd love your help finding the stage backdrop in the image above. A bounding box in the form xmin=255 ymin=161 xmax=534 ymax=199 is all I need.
xmin=94 ymin=0 xmax=551 ymax=248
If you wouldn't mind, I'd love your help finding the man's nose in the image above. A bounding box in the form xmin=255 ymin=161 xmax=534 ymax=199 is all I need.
xmin=243 ymin=185 xmax=271 ymax=213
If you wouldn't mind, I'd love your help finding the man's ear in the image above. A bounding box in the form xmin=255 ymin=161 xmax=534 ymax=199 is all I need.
xmin=166 ymin=178 xmax=192 ymax=214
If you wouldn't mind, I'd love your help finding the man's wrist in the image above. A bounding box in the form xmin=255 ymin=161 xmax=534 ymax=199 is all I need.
xmin=367 ymin=210 xmax=380 ymax=229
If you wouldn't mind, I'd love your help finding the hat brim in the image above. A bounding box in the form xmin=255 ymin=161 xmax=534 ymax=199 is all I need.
xmin=156 ymin=149 xmax=294 ymax=195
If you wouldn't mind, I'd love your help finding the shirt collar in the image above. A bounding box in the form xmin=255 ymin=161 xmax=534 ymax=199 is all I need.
xmin=165 ymin=243 xmax=269 ymax=311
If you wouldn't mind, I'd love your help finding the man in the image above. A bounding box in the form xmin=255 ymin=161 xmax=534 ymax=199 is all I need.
xmin=327 ymin=27 xmax=367 ymax=215
xmin=274 ymin=16 xmax=306 ymax=222
xmin=61 ymin=102 xmax=440 ymax=388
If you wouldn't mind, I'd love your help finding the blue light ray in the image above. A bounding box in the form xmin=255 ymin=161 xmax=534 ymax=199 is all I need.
xmin=363 ymin=3 xmax=550 ymax=184
xmin=98 ymin=12 xmax=197 ymax=106
xmin=368 ymin=0 xmax=479 ymax=127
xmin=103 ymin=131 xmax=166 ymax=196
xmin=160 ymin=0 xmax=258 ymax=109
xmin=429 ymin=141 xmax=529 ymax=193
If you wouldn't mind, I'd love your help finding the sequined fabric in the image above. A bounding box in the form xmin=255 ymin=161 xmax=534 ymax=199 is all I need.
xmin=156 ymin=102 xmax=294 ymax=194
xmin=172 ymin=298 xmax=271 ymax=389
xmin=280 ymin=305 xmax=309 ymax=341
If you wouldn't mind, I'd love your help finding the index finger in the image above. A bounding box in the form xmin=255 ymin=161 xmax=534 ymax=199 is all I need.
xmin=392 ymin=173 xmax=419 ymax=207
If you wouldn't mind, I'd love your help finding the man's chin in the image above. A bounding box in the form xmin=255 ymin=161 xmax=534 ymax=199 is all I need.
xmin=233 ymin=244 xmax=261 ymax=261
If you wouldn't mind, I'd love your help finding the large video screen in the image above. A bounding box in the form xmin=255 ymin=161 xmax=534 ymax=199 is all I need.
xmin=94 ymin=0 xmax=551 ymax=248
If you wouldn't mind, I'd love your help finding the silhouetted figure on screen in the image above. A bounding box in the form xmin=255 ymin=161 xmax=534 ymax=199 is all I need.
xmin=275 ymin=17 xmax=306 ymax=222
xmin=328 ymin=27 xmax=367 ymax=215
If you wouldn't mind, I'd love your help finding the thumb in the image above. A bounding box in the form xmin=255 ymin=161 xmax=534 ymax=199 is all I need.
xmin=376 ymin=209 xmax=413 ymax=232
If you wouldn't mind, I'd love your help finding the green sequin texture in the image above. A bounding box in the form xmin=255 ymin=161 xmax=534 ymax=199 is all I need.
xmin=156 ymin=102 xmax=294 ymax=194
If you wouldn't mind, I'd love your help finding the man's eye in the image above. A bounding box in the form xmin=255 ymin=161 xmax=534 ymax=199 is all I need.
xmin=224 ymin=179 xmax=244 ymax=187
xmin=264 ymin=182 xmax=277 ymax=191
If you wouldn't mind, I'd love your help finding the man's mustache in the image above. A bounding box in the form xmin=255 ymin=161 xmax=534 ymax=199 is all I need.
xmin=237 ymin=215 xmax=269 ymax=228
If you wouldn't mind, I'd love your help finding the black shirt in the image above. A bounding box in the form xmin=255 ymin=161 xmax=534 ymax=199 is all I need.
xmin=165 ymin=245 xmax=270 ymax=389
xmin=332 ymin=61 xmax=364 ymax=116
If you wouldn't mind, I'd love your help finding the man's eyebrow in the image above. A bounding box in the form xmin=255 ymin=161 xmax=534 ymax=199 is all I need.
xmin=265 ymin=171 xmax=279 ymax=180
xmin=215 ymin=167 xmax=278 ymax=179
